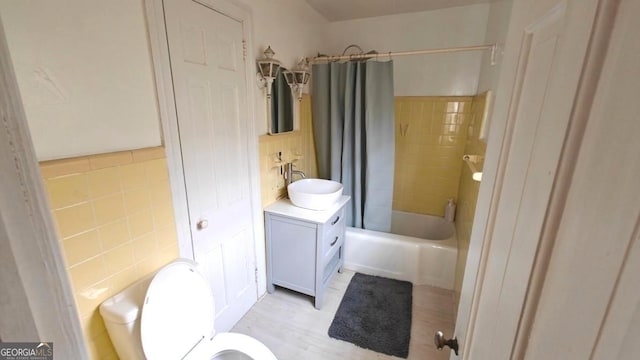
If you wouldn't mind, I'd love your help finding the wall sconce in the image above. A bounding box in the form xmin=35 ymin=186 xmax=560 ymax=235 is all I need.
xmin=283 ymin=58 xmax=311 ymax=101
xmin=257 ymin=46 xmax=281 ymax=98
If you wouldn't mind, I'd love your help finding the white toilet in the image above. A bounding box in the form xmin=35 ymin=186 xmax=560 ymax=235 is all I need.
xmin=100 ymin=259 xmax=277 ymax=360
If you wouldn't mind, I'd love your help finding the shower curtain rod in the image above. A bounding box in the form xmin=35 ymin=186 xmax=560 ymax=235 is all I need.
xmin=309 ymin=44 xmax=498 ymax=65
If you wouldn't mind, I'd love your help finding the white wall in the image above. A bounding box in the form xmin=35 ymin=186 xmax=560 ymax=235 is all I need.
xmin=1 ymin=0 xmax=495 ymax=146
xmin=0 ymin=0 xmax=326 ymax=153
xmin=477 ymin=0 xmax=513 ymax=93
xmin=322 ymin=4 xmax=491 ymax=96
xmin=0 ymin=0 xmax=162 ymax=160
xmin=0 ymin=0 xmax=498 ymax=154
xmin=476 ymin=0 xmax=513 ymax=142
xmin=237 ymin=0 xmax=327 ymax=135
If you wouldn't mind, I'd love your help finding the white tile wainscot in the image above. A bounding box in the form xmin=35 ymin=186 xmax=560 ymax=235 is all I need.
xmin=264 ymin=196 xmax=350 ymax=309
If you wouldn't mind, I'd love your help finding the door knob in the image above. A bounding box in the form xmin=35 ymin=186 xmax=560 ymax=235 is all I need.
xmin=197 ymin=219 xmax=208 ymax=230
xmin=434 ymin=331 xmax=459 ymax=355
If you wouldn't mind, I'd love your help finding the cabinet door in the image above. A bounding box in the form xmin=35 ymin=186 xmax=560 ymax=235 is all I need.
xmin=269 ymin=217 xmax=317 ymax=295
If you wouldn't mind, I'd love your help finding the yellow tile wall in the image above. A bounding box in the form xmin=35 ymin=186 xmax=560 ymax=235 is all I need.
xmin=393 ymin=96 xmax=473 ymax=216
xmin=39 ymin=147 xmax=179 ymax=360
xmin=453 ymin=92 xmax=488 ymax=301
xmin=259 ymin=94 xmax=318 ymax=207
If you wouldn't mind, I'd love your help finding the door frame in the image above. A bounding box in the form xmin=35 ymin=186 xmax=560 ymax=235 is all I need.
xmin=0 ymin=17 xmax=88 ymax=358
xmin=456 ymin=0 xmax=620 ymax=358
xmin=144 ymin=0 xmax=267 ymax=294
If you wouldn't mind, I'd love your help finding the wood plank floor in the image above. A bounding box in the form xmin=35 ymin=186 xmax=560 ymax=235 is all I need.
xmin=231 ymin=270 xmax=456 ymax=360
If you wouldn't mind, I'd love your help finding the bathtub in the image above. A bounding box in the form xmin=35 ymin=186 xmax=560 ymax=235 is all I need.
xmin=343 ymin=211 xmax=458 ymax=290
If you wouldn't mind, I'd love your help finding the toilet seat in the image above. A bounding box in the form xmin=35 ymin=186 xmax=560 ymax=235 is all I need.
xmin=139 ymin=260 xmax=276 ymax=360
xmin=186 ymin=333 xmax=277 ymax=360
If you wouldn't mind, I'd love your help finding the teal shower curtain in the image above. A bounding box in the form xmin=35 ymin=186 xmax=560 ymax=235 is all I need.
xmin=312 ymin=61 xmax=395 ymax=232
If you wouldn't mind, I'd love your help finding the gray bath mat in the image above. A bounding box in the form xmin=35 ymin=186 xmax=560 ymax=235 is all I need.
xmin=328 ymin=273 xmax=412 ymax=358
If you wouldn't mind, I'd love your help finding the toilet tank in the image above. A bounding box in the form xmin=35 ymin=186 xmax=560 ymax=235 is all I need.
xmin=100 ymin=275 xmax=153 ymax=360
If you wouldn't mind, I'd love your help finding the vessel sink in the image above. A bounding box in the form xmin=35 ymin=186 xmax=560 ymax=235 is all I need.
xmin=287 ymin=179 xmax=343 ymax=210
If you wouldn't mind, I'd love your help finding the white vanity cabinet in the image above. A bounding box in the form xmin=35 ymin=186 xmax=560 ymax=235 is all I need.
xmin=264 ymin=196 xmax=350 ymax=309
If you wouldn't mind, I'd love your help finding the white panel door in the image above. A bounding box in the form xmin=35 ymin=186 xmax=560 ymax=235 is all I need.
xmin=163 ymin=0 xmax=257 ymax=331
xmin=524 ymin=0 xmax=640 ymax=357
xmin=455 ymin=0 xmax=606 ymax=358
xmin=467 ymin=5 xmax=570 ymax=356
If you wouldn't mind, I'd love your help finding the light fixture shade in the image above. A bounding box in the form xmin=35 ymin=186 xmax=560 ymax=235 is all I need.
xmin=281 ymin=58 xmax=311 ymax=101
xmin=259 ymin=62 xmax=280 ymax=78
xmin=293 ymin=70 xmax=311 ymax=86
xmin=282 ymin=70 xmax=295 ymax=87
xmin=293 ymin=58 xmax=311 ymax=86
xmin=257 ymin=46 xmax=281 ymax=79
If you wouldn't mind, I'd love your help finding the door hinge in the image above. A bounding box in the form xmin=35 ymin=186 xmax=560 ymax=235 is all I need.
xmin=242 ymin=39 xmax=247 ymax=61
xmin=254 ymin=267 xmax=259 ymax=283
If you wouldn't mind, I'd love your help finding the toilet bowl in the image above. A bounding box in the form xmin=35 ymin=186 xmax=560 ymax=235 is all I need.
xmin=100 ymin=259 xmax=277 ymax=360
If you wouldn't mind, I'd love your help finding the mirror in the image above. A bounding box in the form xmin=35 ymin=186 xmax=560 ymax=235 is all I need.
xmin=269 ymin=68 xmax=294 ymax=134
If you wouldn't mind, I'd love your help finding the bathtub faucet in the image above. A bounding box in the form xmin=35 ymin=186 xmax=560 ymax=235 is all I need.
xmin=284 ymin=162 xmax=305 ymax=186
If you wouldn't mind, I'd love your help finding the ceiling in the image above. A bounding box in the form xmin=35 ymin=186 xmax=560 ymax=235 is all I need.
xmin=305 ymin=0 xmax=495 ymax=22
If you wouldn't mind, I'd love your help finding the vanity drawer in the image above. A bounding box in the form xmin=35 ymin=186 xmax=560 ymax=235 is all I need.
xmin=322 ymin=222 xmax=344 ymax=259
xmin=321 ymin=206 xmax=345 ymax=261
xmin=321 ymin=207 xmax=345 ymax=238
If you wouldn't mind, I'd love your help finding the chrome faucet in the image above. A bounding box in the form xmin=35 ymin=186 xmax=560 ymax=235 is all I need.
xmin=284 ymin=162 xmax=306 ymax=186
